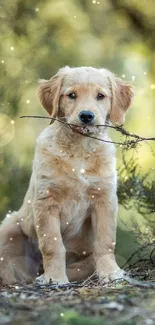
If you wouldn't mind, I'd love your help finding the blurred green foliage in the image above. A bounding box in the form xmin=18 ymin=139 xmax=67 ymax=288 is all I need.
xmin=0 ymin=0 xmax=155 ymax=260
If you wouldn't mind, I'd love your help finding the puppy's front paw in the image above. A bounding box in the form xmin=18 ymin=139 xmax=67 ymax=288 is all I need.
xmin=35 ymin=273 xmax=69 ymax=285
xmin=99 ymin=268 xmax=126 ymax=284
xmin=35 ymin=274 xmax=49 ymax=285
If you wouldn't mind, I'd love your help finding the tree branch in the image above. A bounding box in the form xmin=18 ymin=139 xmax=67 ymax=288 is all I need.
xmin=20 ymin=115 xmax=155 ymax=149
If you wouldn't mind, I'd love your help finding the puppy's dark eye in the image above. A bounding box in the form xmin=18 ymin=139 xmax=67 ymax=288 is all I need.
xmin=68 ymin=92 xmax=77 ymax=99
xmin=97 ymin=93 xmax=105 ymax=100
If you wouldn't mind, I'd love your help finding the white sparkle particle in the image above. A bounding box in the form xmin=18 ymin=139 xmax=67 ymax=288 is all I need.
xmin=10 ymin=237 xmax=13 ymax=241
xmin=92 ymin=0 xmax=96 ymax=3
xmin=28 ymin=199 xmax=31 ymax=204
xmin=11 ymin=120 xmax=15 ymax=125
xmin=46 ymin=190 xmax=49 ymax=194
xmin=35 ymin=7 xmax=39 ymax=11
xmin=43 ymin=234 xmax=46 ymax=237
xmin=109 ymin=248 xmax=112 ymax=252
xmin=112 ymin=241 xmax=116 ymax=246
xmin=60 ymin=313 xmax=64 ymax=317
xmin=60 ymin=150 xmax=63 ymax=153
xmin=36 ymin=225 xmax=39 ymax=229
xmin=80 ymin=168 xmax=85 ymax=174
xmin=98 ymin=188 xmax=101 ymax=191
xmin=20 ymin=218 xmax=23 ymax=221
xmin=122 ymin=74 xmax=125 ymax=78
xmin=72 ymin=168 xmax=75 ymax=172
xmin=6 ymin=213 xmax=11 ymax=218
xmin=10 ymin=46 xmax=14 ymax=51
xmin=120 ymin=144 xmax=122 ymax=148
xmin=15 ymin=286 xmax=19 ymax=289
xmin=54 ymin=237 xmax=57 ymax=241
xmin=16 ymin=222 xmax=19 ymax=225
xmin=74 ymin=16 xmax=76 ymax=18
xmin=1 ymin=60 xmax=4 ymax=64
xmin=66 ymin=222 xmax=69 ymax=225
xmin=150 ymin=84 xmax=155 ymax=90
xmin=97 ymin=1 xmax=100 ymax=3
xmin=132 ymin=76 xmax=135 ymax=81
xmin=26 ymin=99 xmax=30 ymax=104
xmin=77 ymin=268 xmax=80 ymax=272
xmin=82 ymin=251 xmax=86 ymax=255
xmin=92 ymin=195 xmax=94 ymax=198
xmin=148 ymin=116 xmax=150 ymax=120
xmin=0 ymin=257 xmax=4 ymax=261
xmin=25 ymin=80 xmax=28 ymax=83
xmin=144 ymin=72 xmax=147 ymax=75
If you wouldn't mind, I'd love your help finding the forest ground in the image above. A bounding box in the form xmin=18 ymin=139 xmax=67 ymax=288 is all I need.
xmin=0 ymin=262 xmax=155 ymax=325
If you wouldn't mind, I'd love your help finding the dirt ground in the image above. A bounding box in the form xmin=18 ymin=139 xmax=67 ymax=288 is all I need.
xmin=0 ymin=264 xmax=155 ymax=325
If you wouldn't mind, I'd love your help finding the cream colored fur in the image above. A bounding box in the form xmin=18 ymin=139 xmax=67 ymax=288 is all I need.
xmin=0 ymin=67 xmax=133 ymax=285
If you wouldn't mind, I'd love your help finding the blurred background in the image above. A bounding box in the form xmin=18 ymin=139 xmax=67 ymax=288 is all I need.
xmin=0 ymin=0 xmax=155 ymax=265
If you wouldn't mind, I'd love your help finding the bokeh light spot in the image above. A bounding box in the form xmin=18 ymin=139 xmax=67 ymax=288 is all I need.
xmin=0 ymin=114 xmax=15 ymax=147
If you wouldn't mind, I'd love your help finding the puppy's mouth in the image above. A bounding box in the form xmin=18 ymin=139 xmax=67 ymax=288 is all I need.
xmin=71 ymin=125 xmax=99 ymax=135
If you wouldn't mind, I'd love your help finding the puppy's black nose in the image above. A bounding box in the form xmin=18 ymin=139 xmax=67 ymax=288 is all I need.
xmin=78 ymin=110 xmax=95 ymax=124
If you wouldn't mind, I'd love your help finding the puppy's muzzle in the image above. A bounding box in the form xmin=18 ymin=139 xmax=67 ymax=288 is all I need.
xmin=78 ymin=110 xmax=95 ymax=124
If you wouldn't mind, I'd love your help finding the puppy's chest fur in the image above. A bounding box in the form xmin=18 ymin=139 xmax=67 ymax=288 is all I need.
xmin=40 ymin=143 xmax=110 ymax=191
xmin=36 ymin=140 xmax=115 ymax=236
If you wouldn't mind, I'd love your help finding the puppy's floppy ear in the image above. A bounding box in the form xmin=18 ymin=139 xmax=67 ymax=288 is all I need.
xmin=109 ymin=76 xmax=134 ymax=125
xmin=38 ymin=74 xmax=63 ymax=117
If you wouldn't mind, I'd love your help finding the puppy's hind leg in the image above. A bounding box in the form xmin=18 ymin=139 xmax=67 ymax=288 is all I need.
xmin=0 ymin=213 xmax=40 ymax=285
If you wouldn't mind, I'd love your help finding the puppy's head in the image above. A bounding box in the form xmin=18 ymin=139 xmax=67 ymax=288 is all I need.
xmin=38 ymin=67 xmax=133 ymax=134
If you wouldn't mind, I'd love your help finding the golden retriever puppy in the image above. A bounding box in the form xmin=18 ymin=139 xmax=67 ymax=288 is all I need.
xmin=0 ymin=67 xmax=133 ymax=285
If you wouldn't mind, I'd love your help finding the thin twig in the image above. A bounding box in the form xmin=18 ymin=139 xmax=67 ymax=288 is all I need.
xmin=123 ymin=275 xmax=155 ymax=289
xmin=20 ymin=115 xmax=155 ymax=148
xmin=20 ymin=115 xmax=124 ymax=145
xmin=81 ymin=271 xmax=97 ymax=287
xmin=121 ymin=243 xmax=155 ymax=269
